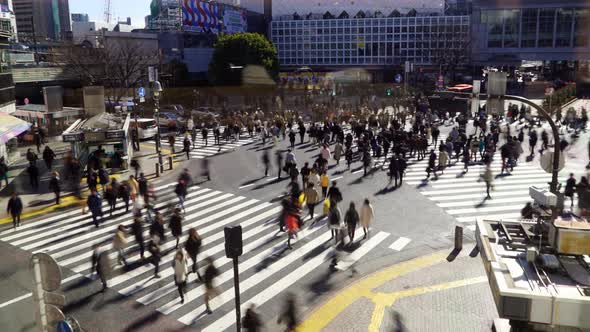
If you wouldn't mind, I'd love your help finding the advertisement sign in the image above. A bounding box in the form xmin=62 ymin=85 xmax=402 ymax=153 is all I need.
xmin=0 ymin=0 xmax=9 ymax=13
xmin=223 ymin=7 xmax=247 ymax=34
xmin=181 ymin=0 xmax=220 ymax=34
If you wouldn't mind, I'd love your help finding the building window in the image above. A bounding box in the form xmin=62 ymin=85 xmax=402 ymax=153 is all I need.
xmin=556 ymin=9 xmax=573 ymax=47
xmin=484 ymin=10 xmax=503 ymax=48
xmin=538 ymin=8 xmax=556 ymax=47
xmin=574 ymin=9 xmax=590 ymax=47
xmin=503 ymin=10 xmax=520 ymax=48
xmin=521 ymin=8 xmax=538 ymax=47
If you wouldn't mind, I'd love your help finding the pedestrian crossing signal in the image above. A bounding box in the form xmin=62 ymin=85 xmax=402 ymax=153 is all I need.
xmin=386 ymin=88 xmax=392 ymax=96
xmin=224 ymin=226 xmax=243 ymax=258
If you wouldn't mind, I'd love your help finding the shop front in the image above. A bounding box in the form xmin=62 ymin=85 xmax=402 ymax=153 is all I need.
xmin=62 ymin=114 xmax=132 ymax=170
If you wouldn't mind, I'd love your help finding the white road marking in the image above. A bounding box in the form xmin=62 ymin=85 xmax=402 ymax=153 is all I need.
xmin=389 ymin=237 xmax=412 ymax=251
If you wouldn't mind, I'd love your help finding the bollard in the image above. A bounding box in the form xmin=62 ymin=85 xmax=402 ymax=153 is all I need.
xmin=155 ymin=163 xmax=160 ymax=178
xmin=454 ymin=225 xmax=463 ymax=250
xmin=169 ymin=156 xmax=173 ymax=170
xmin=160 ymin=161 xmax=164 ymax=173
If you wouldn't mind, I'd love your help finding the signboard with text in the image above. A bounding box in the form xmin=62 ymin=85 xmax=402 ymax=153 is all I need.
xmin=223 ymin=7 xmax=247 ymax=34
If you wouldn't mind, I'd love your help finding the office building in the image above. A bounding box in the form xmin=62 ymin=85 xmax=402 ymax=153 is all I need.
xmin=147 ymin=0 xmax=181 ymax=31
xmin=13 ymin=0 xmax=71 ymax=41
xmin=0 ymin=0 xmax=15 ymax=114
xmin=71 ymin=13 xmax=89 ymax=23
xmin=471 ymin=0 xmax=590 ymax=65
xmin=270 ymin=1 xmax=470 ymax=74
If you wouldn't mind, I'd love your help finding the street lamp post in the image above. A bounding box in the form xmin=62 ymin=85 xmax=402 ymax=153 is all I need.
xmin=153 ymin=81 xmax=164 ymax=168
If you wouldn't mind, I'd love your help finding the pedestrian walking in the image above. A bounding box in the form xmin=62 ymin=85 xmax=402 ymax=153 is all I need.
xmin=0 ymin=157 xmax=9 ymax=189
xmin=345 ymin=148 xmax=353 ymax=170
xmin=87 ymin=189 xmax=103 ymax=228
xmin=320 ymin=172 xmax=329 ymax=198
xmin=277 ymin=293 xmax=298 ymax=332
xmin=48 ymin=171 xmax=60 ymax=204
xmin=7 ymin=192 xmax=23 ymax=229
xmin=438 ymin=149 xmax=449 ymax=175
xmin=262 ymin=150 xmax=270 ymax=177
xmin=27 ymin=162 xmax=39 ymax=190
xmin=148 ymin=235 xmax=162 ymax=278
xmin=327 ymin=181 xmax=343 ymax=207
xmin=289 ymin=130 xmax=296 ymax=149
xmin=300 ymin=162 xmax=310 ymax=187
xmin=113 ymin=224 xmax=129 ymax=266
xmin=130 ymin=158 xmax=141 ymax=178
xmin=175 ymin=180 xmax=188 ymax=211
xmin=185 ymin=228 xmax=203 ymax=280
xmin=360 ymin=198 xmax=374 ymax=239
xmin=203 ymin=257 xmax=219 ymax=314
xmin=183 ymin=135 xmax=191 ymax=159
xmin=345 ymin=202 xmax=359 ymax=243
xmin=26 ymin=148 xmax=38 ymax=166
xmin=334 ymin=141 xmax=343 ymax=165
xmin=242 ymin=304 xmax=263 ymax=332
xmin=168 ymin=132 xmax=176 ymax=154
xmin=199 ymin=126 xmax=208 ymax=146
xmin=170 ymin=208 xmax=183 ymax=249
xmin=105 ymin=178 xmax=118 ymax=215
xmin=91 ymin=244 xmax=111 ymax=292
xmin=119 ymin=181 xmax=130 ymax=213
xmin=128 ymin=216 xmax=145 ymax=259
xmin=128 ymin=175 xmax=139 ymax=202
xmin=362 ymin=150 xmax=372 ymax=176
xmin=426 ymin=149 xmax=437 ymax=180
xmin=328 ymin=204 xmax=343 ymax=245
xmin=482 ymin=165 xmax=494 ymax=199
xmin=42 ymin=146 xmax=56 ymax=170
xmin=276 ymin=150 xmax=284 ymax=179
xmin=303 ymin=182 xmax=320 ymax=219
xmin=149 ymin=211 xmax=166 ymax=243
xmin=285 ymin=210 xmax=299 ymax=249
xmin=565 ymin=173 xmax=577 ymax=209
xmin=172 ymin=249 xmax=189 ymax=303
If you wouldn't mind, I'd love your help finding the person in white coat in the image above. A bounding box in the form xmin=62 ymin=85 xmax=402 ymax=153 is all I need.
xmin=172 ymin=249 xmax=189 ymax=303
xmin=360 ymin=198 xmax=374 ymax=239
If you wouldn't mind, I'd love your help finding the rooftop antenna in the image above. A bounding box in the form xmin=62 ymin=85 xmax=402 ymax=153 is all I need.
xmin=103 ymin=0 xmax=112 ymax=23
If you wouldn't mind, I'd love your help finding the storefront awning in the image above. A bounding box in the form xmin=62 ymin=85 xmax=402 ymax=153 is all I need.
xmin=0 ymin=114 xmax=32 ymax=143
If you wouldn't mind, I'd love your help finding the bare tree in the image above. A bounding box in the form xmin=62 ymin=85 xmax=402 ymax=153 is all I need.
xmin=55 ymin=37 xmax=158 ymax=110
xmin=430 ymin=27 xmax=471 ymax=84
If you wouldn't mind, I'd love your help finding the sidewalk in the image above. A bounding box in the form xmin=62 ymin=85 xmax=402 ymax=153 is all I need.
xmin=0 ymin=140 xmax=181 ymax=225
xmin=296 ymin=248 xmax=498 ymax=332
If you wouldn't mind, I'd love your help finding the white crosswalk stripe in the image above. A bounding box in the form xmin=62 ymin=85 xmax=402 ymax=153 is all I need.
xmin=0 ymin=184 xmax=400 ymax=330
xmin=405 ymin=149 xmax=571 ymax=225
xmin=144 ymin=135 xmax=256 ymax=159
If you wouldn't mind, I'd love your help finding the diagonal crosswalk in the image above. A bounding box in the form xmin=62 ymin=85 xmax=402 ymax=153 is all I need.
xmin=0 ymin=182 xmax=410 ymax=330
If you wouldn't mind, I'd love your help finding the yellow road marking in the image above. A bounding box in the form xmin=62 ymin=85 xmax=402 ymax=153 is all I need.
xmin=0 ymin=195 xmax=85 ymax=225
xmin=298 ymin=252 xmax=447 ymax=331
xmin=298 ymin=251 xmax=487 ymax=331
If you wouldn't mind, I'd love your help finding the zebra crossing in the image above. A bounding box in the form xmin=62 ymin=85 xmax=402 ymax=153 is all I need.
xmin=0 ymin=182 xmax=410 ymax=330
xmin=145 ymin=134 xmax=256 ymax=159
xmin=403 ymin=151 xmax=569 ymax=226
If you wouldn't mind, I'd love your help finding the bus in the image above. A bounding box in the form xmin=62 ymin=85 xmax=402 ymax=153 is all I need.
xmin=132 ymin=119 xmax=158 ymax=139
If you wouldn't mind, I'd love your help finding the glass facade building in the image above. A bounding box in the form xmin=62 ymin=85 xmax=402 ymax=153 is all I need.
xmin=270 ymin=15 xmax=470 ymax=69
xmin=471 ymin=0 xmax=590 ymax=64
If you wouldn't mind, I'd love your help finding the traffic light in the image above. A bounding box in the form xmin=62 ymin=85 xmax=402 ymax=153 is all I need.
xmin=386 ymin=88 xmax=392 ymax=96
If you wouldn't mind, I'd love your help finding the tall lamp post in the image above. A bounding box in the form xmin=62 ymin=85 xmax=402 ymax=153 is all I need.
xmin=153 ymin=81 xmax=164 ymax=167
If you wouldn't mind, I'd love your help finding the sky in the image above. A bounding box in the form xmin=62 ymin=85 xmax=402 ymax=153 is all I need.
xmin=69 ymin=0 xmax=151 ymax=27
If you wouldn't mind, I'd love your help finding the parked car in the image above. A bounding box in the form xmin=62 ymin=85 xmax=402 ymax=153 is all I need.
xmin=132 ymin=118 xmax=158 ymax=139
xmin=158 ymin=112 xmax=185 ymax=132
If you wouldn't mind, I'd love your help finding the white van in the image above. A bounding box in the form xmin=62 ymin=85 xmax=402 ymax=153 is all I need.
xmin=132 ymin=119 xmax=158 ymax=139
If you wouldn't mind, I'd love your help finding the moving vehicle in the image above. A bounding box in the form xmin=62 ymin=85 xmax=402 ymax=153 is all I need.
xmin=132 ymin=118 xmax=158 ymax=139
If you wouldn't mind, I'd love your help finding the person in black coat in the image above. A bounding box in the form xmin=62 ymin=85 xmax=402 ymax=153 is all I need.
xmin=28 ymin=163 xmax=39 ymax=191
xmin=148 ymin=235 xmax=162 ymax=278
xmin=91 ymin=244 xmax=112 ymax=291
xmin=149 ymin=212 xmax=165 ymax=242
xmin=48 ymin=172 xmax=60 ymax=205
xmin=185 ymin=228 xmax=202 ymax=280
xmin=243 ymin=304 xmax=263 ymax=332
xmin=127 ymin=216 xmax=145 ymax=259
xmin=169 ymin=208 xmax=183 ymax=249
xmin=138 ymin=173 xmax=148 ymax=199
xmin=42 ymin=146 xmax=56 ymax=170
xmin=118 ymin=181 xmax=130 ymax=212
xmin=7 ymin=192 xmax=23 ymax=228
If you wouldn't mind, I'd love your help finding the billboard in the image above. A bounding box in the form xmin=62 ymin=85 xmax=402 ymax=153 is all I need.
xmin=181 ymin=0 xmax=220 ymax=33
xmin=223 ymin=7 xmax=247 ymax=34
xmin=0 ymin=0 xmax=9 ymax=13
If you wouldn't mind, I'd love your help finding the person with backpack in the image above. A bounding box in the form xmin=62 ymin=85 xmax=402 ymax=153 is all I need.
xmin=42 ymin=146 xmax=56 ymax=170
xmin=185 ymin=228 xmax=203 ymax=280
xmin=87 ymin=189 xmax=103 ymax=228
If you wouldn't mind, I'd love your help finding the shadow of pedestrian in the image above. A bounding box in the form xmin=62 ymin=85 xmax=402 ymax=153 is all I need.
xmin=122 ymin=311 xmax=163 ymax=332
xmin=375 ymin=186 xmax=398 ymax=196
xmin=446 ymin=248 xmax=462 ymax=262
